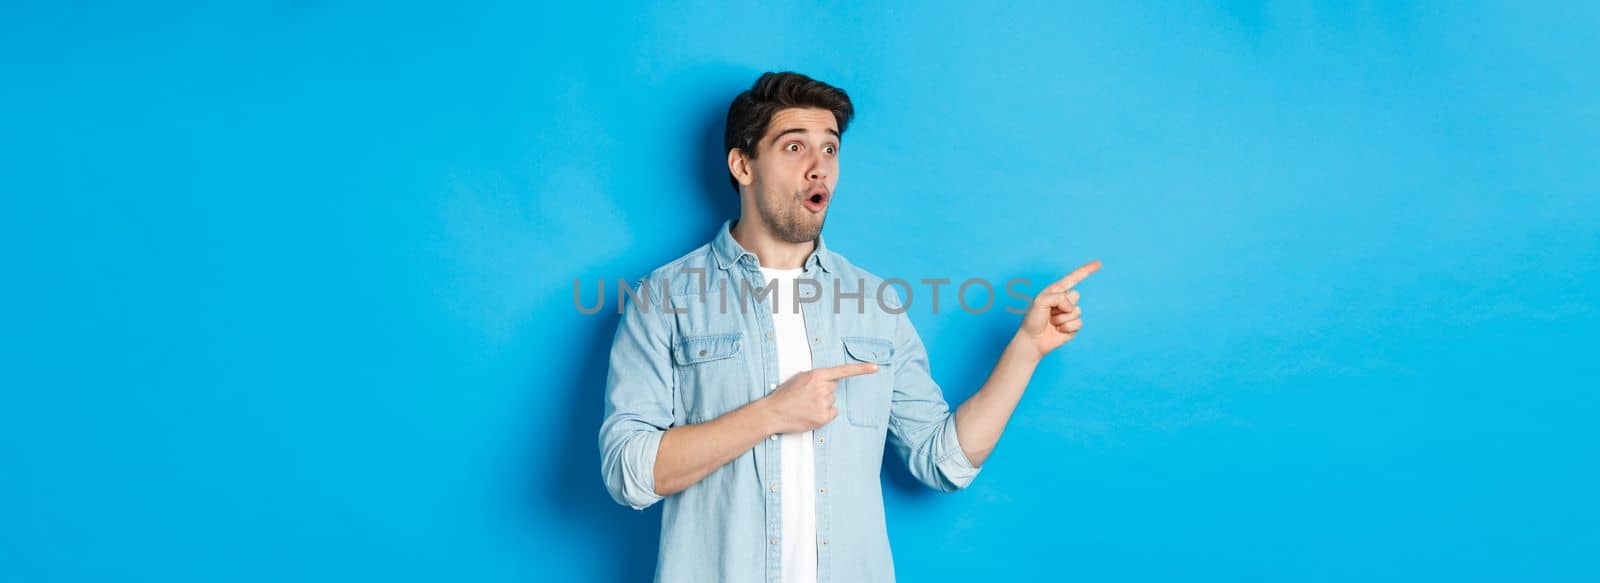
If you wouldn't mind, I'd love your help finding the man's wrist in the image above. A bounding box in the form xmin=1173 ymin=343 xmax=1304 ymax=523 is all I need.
xmin=1007 ymin=332 xmax=1044 ymax=364
xmin=742 ymin=394 xmax=780 ymax=436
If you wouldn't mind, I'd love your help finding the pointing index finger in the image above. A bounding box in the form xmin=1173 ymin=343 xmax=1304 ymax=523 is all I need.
xmin=1047 ymin=260 xmax=1102 ymax=292
xmin=816 ymin=362 xmax=879 ymax=380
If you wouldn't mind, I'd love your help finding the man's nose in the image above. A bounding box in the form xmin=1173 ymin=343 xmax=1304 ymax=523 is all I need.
xmin=807 ymin=152 xmax=829 ymax=182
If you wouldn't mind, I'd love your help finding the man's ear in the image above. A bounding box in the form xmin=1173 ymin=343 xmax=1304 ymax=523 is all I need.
xmin=727 ymin=148 xmax=755 ymax=188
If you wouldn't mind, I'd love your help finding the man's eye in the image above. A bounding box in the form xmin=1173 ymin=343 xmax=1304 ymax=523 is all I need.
xmin=825 ymin=145 xmax=836 ymax=154
xmin=786 ymin=143 xmax=801 ymax=152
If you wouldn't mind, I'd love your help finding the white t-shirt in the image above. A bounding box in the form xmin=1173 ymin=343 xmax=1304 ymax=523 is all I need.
xmin=761 ymin=266 xmax=817 ymax=583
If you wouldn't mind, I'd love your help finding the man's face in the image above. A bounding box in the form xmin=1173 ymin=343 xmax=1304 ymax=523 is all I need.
xmin=740 ymin=107 xmax=841 ymax=244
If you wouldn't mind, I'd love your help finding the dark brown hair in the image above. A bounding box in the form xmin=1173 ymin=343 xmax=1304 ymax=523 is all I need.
xmin=723 ymin=71 xmax=854 ymax=192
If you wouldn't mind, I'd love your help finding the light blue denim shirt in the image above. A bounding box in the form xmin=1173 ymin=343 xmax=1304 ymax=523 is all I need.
xmin=599 ymin=219 xmax=982 ymax=583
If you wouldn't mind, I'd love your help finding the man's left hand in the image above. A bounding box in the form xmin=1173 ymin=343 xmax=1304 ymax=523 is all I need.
xmin=1016 ymin=259 xmax=1101 ymax=359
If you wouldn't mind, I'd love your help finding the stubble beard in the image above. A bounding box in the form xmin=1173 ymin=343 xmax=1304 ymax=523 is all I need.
xmin=755 ymin=190 xmax=825 ymax=244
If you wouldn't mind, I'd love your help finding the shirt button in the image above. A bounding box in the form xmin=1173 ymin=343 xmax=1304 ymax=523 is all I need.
xmin=770 ymin=483 xmax=779 ymax=492
xmin=816 ymin=436 xmax=826 ymax=445
xmin=769 ymin=434 xmax=778 ymax=441
xmin=818 ymin=487 xmax=827 ymax=495
xmin=770 ymin=537 xmax=780 ymax=545
xmin=768 ymin=383 xmax=777 ymax=390
xmin=821 ymin=539 xmax=829 ymax=546
xmin=813 ymin=336 xmax=821 ymax=343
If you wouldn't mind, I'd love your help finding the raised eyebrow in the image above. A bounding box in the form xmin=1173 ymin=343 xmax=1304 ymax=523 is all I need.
xmin=768 ymin=127 xmax=843 ymax=146
xmin=768 ymin=127 xmax=807 ymax=146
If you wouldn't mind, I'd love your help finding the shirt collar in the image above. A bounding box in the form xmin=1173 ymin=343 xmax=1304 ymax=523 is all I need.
xmin=711 ymin=218 xmax=834 ymax=274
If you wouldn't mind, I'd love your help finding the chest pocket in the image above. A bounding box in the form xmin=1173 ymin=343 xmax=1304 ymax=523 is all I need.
xmin=841 ymin=336 xmax=894 ymax=428
xmin=672 ymin=332 xmax=747 ymax=423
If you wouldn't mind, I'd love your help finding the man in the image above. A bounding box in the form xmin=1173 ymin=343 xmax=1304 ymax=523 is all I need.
xmin=599 ymin=71 xmax=1100 ymax=582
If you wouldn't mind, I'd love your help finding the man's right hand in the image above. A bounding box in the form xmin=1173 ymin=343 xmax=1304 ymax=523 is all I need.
xmin=760 ymin=363 xmax=880 ymax=434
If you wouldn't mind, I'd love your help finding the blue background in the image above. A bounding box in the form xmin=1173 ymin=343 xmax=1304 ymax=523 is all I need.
xmin=4 ymin=2 xmax=1597 ymax=581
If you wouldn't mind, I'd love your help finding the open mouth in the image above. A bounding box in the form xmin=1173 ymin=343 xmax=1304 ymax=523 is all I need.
xmin=803 ymin=188 xmax=829 ymax=213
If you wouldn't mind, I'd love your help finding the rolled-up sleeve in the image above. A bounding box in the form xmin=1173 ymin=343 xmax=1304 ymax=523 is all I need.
xmin=598 ymin=277 xmax=675 ymax=510
xmin=885 ymin=306 xmax=983 ymax=493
